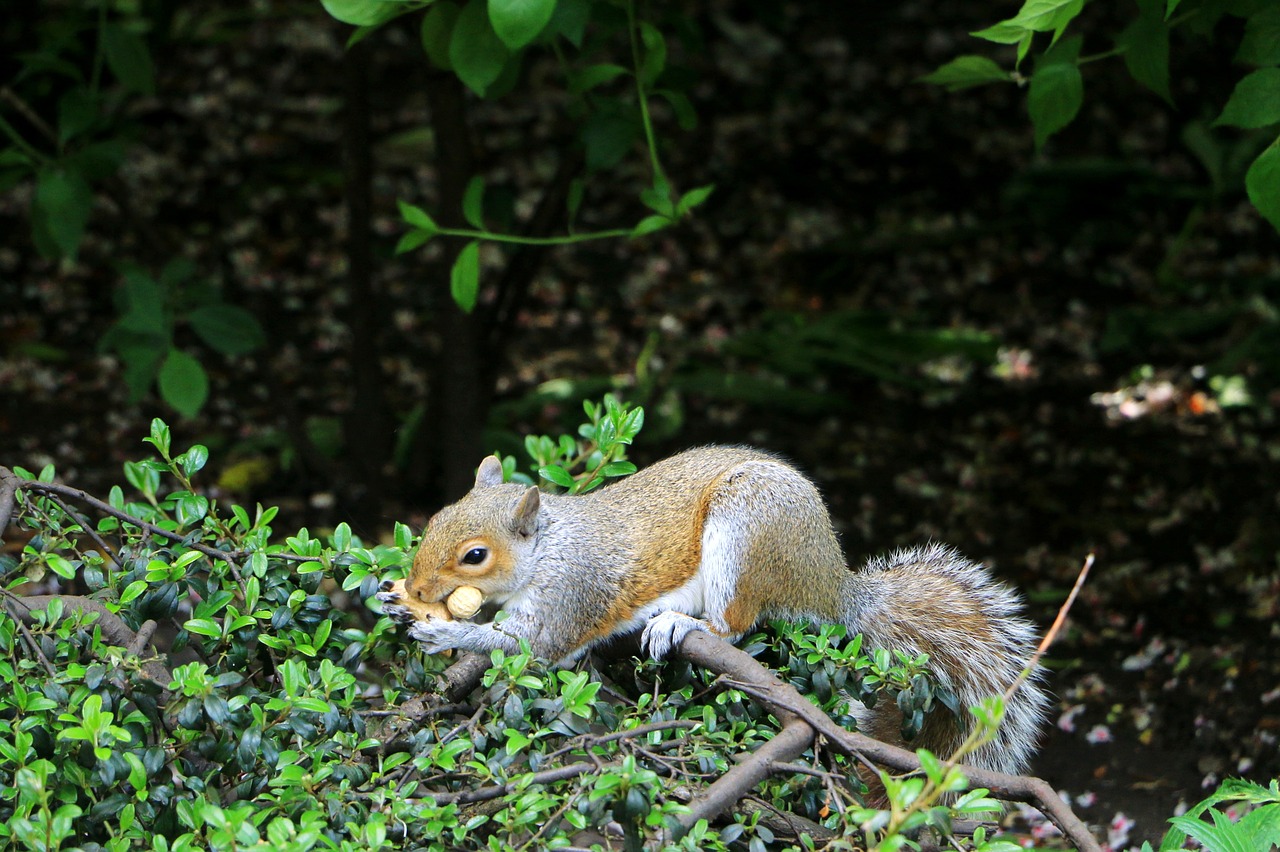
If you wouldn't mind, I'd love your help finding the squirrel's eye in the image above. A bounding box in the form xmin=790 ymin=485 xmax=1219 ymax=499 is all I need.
xmin=461 ymin=547 xmax=488 ymax=565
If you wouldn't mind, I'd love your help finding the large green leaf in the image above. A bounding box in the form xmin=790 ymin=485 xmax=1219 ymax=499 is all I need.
xmin=118 ymin=269 xmax=168 ymax=337
xmin=972 ymin=0 xmax=1083 ymax=43
xmin=1028 ymin=38 xmax=1083 ymax=150
xmin=1117 ymin=0 xmax=1171 ymax=104
xmin=487 ymin=0 xmax=556 ymax=51
xmin=1245 ymin=138 xmax=1280 ymax=233
xmin=1237 ymin=6 xmax=1280 ymax=66
xmin=421 ymin=2 xmax=461 ymax=70
xmin=58 ymin=88 xmax=100 ymax=145
xmin=188 ymin=304 xmax=267 ymax=356
xmin=450 ymin=0 xmax=511 ymax=96
xmin=920 ymin=56 xmax=1010 ymax=92
xmin=321 ymin=0 xmax=393 ymax=26
xmin=102 ymin=24 xmax=155 ymax=95
xmin=1214 ymin=68 xmax=1280 ymax=130
xmin=450 ymin=240 xmax=481 ymax=312
xmin=158 ymin=349 xmax=209 ymax=417
xmin=35 ymin=166 xmax=92 ymax=260
xmin=462 ymin=176 xmax=485 ymax=229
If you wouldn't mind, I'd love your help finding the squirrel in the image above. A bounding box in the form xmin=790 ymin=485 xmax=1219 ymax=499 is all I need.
xmin=378 ymin=445 xmax=1048 ymax=777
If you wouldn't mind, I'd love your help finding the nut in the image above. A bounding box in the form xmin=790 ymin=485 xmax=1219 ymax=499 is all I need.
xmin=445 ymin=585 xmax=485 ymax=619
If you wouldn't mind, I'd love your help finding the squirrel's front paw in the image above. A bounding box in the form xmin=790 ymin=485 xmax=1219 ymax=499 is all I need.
xmin=408 ymin=617 xmax=463 ymax=656
xmin=376 ymin=580 xmax=415 ymax=624
xmin=641 ymin=611 xmax=707 ymax=660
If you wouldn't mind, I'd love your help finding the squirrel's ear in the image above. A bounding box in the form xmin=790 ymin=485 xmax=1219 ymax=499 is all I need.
xmin=512 ymin=486 xmax=540 ymax=537
xmin=474 ymin=456 xmax=505 ymax=488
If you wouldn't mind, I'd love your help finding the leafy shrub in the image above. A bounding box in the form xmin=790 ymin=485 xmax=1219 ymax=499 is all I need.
xmin=0 ymin=408 xmax=1049 ymax=850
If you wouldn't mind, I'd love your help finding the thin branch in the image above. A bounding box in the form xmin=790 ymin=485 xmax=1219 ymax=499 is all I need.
xmin=674 ymin=630 xmax=1102 ymax=852
xmin=1005 ymin=551 xmax=1093 ymax=705
xmin=43 ymin=492 xmax=122 ymax=571
xmin=676 ymin=718 xmax=814 ymax=834
xmin=429 ymin=760 xmax=596 ymax=805
xmin=5 ymin=473 xmax=252 ymax=576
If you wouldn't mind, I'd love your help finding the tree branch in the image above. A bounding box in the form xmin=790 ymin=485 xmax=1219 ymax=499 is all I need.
xmin=674 ymin=630 xmax=1101 ymax=852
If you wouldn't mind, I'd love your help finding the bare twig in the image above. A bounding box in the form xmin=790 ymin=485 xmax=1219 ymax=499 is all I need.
xmin=5 ymin=474 xmax=235 ymax=566
xmin=429 ymin=761 xmax=596 ymax=805
xmin=1005 ymin=551 xmax=1093 ymax=706
xmin=675 ymin=630 xmax=1101 ymax=852
xmin=676 ymin=717 xmax=814 ymax=834
xmin=43 ymin=493 xmax=122 ymax=570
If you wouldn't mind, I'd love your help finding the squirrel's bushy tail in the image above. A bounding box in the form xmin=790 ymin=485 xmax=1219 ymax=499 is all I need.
xmin=839 ymin=543 xmax=1049 ymax=776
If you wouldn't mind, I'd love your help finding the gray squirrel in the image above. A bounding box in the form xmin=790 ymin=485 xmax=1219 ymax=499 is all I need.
xmin=379 ymin=445 xmax=1048 ymax=775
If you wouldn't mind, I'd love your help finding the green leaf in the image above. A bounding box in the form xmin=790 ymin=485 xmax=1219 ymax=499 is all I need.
xmin=654 ymin=88 xmax=697 ymax=130
xmin=1118 ymin=0 xmax=1171 ymax=104
xmin=676 ymin=184 xmax=715 ymax=216
xmin=102 ymin=24 xmax=155 ymax=95
xmin=973 ymin=0 xmax=1084 ymax=42
xmin=188 ymin=304 xmax=267 ymax=356
xmin=638 ymin=22 xmax=666 ymax=86
xmin=120 ymin=580 xmax=149 ymax=604
xmin=398 ymin=200 xmax=440 ymax=233
xmin=1215 ymin=69 xmax=1280 ymax=129
xmin=539 ymin=465 xmax=574 ymax=488
xmin=118 ymin=268 xmax=168 ymax=337
xmin=1028 ymin=52 xmax=1083 ymax=149
xmin=920 ymin=55 xmax=1011 ymax=92
xmin=321 ymin=0 xmax=393 ymax=26
xmin=421 ymin=2 xmax=461 ymax=70
xmin=970 ymin=21 xmax=1028 ymax=45
xmin=58 ymin=89 xmax=100 ymax=145
xmin=1245 ymin=138 xmax=1280 ymax=233
xmin=462 ymin=175 xmax=486 ymax=229
xmin=488 ymin=0 xmax=557 ymax=51
xmin=35 ymin=166 xmax=92 ymax=260
xmin=395 ymin=229 xmax=434 ymax=254
xmin=450 ymin=240 xmax=481 ymax=313
xmin=158 ymin=349 xmax=209 ymax=417
xmin=450 ymin=0 xmax=511 ymax=96
xmin=544 ymin=0 xmax=589 ymax=47
xmin=185 ymin=618 xmax=221 ymax=638
xmin=569 ymin=63 xmax=628 ymax=96
xmin=580 ymin=104 xmax=641 ymax=171
xmin=1237 ymin=7 xmax=1280 ymax=66
xmin=630 ymin=214 xmax=670 ymax=238
xmin=183 ymin=444 xmax=209 ymax=476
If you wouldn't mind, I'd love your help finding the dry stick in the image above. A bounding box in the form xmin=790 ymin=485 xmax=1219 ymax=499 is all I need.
xmin=543 ymin=719 xmax=699 ymax=763
xmin=675 ymin=629 xmax=1102 ymax=852
xmin=675 ymin=717 xmax=815 ymax=835
xmin=1005 ymin=551 xmax=1094 ymax=707
xmin=43 ymin=492 xmax=123 ymax=571
xmin=369 ymin=652 xmax=492 ymax=753
xmin=3 ymin=473 xmax=232 ymax=564
xmin=430 ymin=761 xmax=597 ymax=806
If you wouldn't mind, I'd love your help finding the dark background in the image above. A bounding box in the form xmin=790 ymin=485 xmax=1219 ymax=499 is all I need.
xmin=3 ymin=1 xmax=1278 ymax=844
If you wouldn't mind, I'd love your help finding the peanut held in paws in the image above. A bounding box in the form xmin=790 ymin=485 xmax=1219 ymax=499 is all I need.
xmin=377 ymin=579 xmax=452 ymax=622
xmin=445 ymin=585 xmax=484 ymax=619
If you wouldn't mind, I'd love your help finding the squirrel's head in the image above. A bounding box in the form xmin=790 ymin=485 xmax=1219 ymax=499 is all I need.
xmin=406 ymin=456 xmax=541 ymax=606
